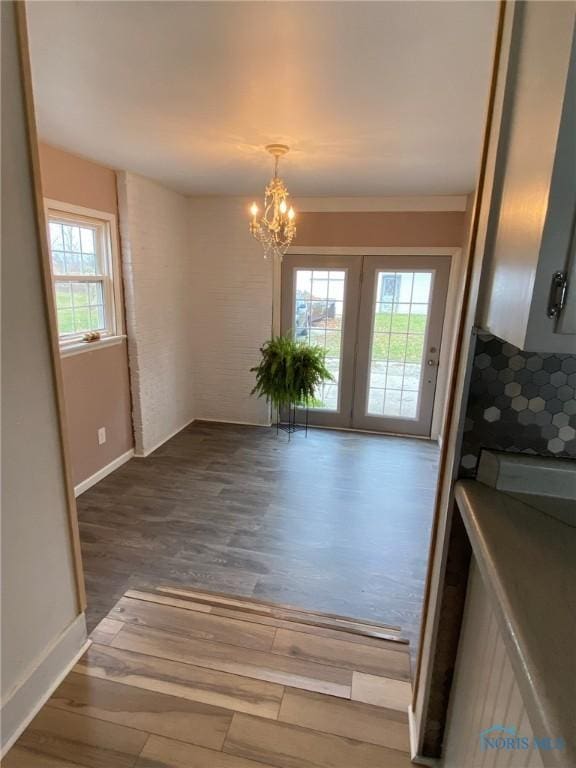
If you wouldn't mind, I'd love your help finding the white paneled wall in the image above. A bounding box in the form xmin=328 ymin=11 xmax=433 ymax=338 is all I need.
xmin=117 ymin=172 xmax=195 ymax=455
xmin=441 ymin=561 xmax=544 ymax=768
xmin=188 ymin=197 xmax=273 ymax=426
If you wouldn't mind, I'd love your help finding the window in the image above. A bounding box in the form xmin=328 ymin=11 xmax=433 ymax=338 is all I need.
xmin=46 ymin=202 xmax=122 ymax=346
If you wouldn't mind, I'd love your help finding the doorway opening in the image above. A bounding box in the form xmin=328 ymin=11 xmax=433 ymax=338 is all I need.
xmin=281 ymin=254 xmax=451 ymax=436
xmin=19 ymin=0 xmax=493 ymax=711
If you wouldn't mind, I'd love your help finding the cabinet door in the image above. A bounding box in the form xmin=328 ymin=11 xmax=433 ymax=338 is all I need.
xmin=526 ymin=24 xmax=576 ymax=349
xmin=478 ymin=2 xmax=576 ymax=353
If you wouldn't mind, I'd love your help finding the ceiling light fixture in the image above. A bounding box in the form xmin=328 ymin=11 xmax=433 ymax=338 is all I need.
xmin=249 ymin=144 xmax=296 ymax=259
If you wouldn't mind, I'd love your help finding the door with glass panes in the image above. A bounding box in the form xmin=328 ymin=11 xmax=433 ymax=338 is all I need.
xmin=281 ymin=254 xmax=450 ymax=436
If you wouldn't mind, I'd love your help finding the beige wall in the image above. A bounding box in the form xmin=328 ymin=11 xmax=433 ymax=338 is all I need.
xmin=38 ymin=143 xmax=134 ymax=487
xmin=295 ymin=210 xmax=465 ymax=247
xmin=61 ymin=344 xmax=134 ymax=483
xmin=1 ymin=3 xmax=86 ymax=751
xmin=39 ymin=143 xmax=117 ymax=214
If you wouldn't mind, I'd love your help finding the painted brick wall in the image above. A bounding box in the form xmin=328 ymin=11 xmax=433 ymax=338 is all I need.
xmin=117 ymin=172 xmax=195 ymax=454
xmin=187 ymin=197 xmax=273 ymax=425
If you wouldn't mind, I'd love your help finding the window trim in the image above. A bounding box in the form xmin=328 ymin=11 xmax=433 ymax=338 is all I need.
xmin=44 ymin=199 xmax=124 ymax=353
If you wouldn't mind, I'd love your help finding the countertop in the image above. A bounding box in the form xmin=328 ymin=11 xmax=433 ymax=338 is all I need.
xmin=455 ymin=480 xmax=576 ymax=767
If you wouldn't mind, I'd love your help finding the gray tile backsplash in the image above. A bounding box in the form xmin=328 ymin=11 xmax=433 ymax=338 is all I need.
xmin=460 ymin=332 xmax=576 ymax=476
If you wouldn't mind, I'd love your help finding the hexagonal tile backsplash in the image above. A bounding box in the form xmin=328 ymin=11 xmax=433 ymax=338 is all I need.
xmin=460 ymin=332 xmax=576 ymax=476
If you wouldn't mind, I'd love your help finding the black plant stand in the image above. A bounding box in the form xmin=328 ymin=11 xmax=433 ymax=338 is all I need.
xmin=276 ymin=403 xmax=309 ymax=440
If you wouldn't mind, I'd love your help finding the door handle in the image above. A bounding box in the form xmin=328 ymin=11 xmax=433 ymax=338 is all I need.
xmin=547 ymin=271 xmax=567 ymax=318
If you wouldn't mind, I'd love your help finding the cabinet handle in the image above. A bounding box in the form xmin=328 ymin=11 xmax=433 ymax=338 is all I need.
xmin=547 ymin=271 xmax=568 ymax=318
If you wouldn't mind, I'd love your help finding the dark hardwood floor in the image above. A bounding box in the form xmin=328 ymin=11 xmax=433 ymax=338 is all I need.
xmin=77 ymin=421 xmax=439 ymax=659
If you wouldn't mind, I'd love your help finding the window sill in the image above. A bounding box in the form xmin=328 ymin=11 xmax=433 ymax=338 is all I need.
xmin=60 ymin=334 xmax=127 ymax=358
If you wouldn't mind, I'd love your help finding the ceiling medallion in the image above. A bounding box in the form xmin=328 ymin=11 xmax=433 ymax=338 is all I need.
xmin=249 ymin=144 xmax=296 ymax=260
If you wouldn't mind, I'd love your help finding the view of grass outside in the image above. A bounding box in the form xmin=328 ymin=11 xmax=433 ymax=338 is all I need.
xmin=311 ymin=310 xmax=427 ymax=363
xmin=55 ymin=281 xmax=105 ymax=334
xmin=371 ymin=309 xmax=427 ymax=363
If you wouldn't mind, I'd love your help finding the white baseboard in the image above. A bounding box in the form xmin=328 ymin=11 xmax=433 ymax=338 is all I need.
xmin=74 ymin=449 xmax=134 ymax=496
xmin=1 ymin=614 xmax=89 ymax=758
xmin=409 ymin=705 xmax=439 ymax=766
xmin=138 ymin=418 xmax=196 ymax=457
xmin=195 ymin=417 xmax=272 ymax=428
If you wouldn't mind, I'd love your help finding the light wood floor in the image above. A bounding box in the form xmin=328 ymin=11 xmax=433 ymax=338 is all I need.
xmin=77 ymin=421 xmax=439 ymax=656
xmin=6 ymin=587 xmax=415 ymax=768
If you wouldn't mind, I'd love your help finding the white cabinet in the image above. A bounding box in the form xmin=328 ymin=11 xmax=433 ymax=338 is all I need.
xmin=477 ymin=1 xmax=576 ymax=354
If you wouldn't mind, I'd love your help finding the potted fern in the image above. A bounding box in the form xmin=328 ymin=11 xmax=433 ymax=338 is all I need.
xmin=250 ymin=334 xmax=333 ymax=434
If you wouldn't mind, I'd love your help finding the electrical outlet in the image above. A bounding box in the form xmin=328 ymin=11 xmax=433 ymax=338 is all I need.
xmin=98 ymin=427 xmax=106 ymax=445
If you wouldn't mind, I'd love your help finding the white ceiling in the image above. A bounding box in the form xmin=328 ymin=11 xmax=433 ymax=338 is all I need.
xmin=27 ymin=1 xmax=498 ymax=197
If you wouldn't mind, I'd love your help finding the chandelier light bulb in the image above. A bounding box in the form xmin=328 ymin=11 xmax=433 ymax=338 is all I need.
xmin=250 ymin=202 xmax=259 ymax=218
xmin=279 ymin=199 xmax=288 ymax=215
xmin=288 ymin=206 xmax=295 ymax=221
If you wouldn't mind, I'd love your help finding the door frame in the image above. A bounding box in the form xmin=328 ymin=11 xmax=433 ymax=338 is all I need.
xmin=277 ymin=247 xmax=462 ymax=440
xmin=352 ymin=255 xmax=451 ymax=436
xmin=15 ymin=2 xmax=86 ymax=612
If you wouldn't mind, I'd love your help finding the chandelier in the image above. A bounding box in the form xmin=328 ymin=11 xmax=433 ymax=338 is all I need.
xmin=249 ymin=144 xmax=296 ymax=259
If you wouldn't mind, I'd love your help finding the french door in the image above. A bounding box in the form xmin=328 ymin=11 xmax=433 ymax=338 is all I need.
xmin=281 ymin=254 xmax=451 ymax=437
